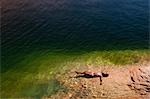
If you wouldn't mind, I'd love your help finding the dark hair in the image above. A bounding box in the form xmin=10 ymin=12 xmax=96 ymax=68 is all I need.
xmin=102 ymin=73 xmax=109 ymax=77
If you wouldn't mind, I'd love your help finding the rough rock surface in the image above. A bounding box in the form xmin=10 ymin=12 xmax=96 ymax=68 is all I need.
xmin=128 ymin=65 xmax=150 ymax=96
xmin=43 ymin=63 xmax=150 ymax=99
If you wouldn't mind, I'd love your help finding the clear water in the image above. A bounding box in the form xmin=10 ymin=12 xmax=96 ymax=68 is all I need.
xmin=2 ymin=0 xmax=149 ymax=72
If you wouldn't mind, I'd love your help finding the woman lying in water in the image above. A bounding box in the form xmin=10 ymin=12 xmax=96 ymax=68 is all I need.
xmin=75 ymin=71 xmax=109 ymax=85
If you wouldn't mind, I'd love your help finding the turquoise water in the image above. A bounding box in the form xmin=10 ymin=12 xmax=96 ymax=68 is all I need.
xmin=1 ymin=0 xmax=149 ymax=98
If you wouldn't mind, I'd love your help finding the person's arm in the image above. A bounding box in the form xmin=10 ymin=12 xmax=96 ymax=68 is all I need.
xmin=99 ymin=76 xmax=102 ymax=85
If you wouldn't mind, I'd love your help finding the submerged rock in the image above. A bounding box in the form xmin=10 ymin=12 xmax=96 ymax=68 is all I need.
xmin=44 ymin=63 xmax=150 ymax=99
xmin=128 ymin=66 xmax=150 ymax=95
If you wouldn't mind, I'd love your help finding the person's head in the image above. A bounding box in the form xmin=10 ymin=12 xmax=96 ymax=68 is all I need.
xmin=102 ymin=72 xmax=109 ymax=77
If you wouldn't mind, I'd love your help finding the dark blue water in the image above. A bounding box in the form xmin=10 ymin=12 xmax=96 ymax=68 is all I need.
xmin=2 ymin=0 xmax=149 ymax=50
xmin=1 ymin=0 xmax=149 ymax=71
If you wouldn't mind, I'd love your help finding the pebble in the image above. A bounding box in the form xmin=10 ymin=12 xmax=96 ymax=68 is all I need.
xmin=92 ymin=95 xmax=97 ymax=98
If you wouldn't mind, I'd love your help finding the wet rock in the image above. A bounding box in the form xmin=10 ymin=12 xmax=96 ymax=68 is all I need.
xmin=92 ymin=95 xmax=97 ymax=98
xmin=128 ymin=66 xmax=150 ymax=95
xmin=44 ymin=63 xmax=150 ymax=99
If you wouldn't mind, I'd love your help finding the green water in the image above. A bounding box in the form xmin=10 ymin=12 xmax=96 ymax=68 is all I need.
xmin=1 ymin=49 xmax=150 ymax=98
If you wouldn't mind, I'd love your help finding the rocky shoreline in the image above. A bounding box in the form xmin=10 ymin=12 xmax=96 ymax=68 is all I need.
xmin=43 ymin=62 xmax=150 ymax=99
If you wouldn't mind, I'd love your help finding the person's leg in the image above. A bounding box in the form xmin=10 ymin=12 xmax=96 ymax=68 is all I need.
xmin=75 ymin=71 xmax=82 ymax=74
